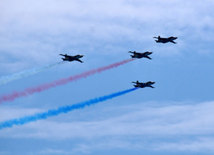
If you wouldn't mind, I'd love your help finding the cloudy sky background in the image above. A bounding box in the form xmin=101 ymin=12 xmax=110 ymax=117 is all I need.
xmin=0 ymin=0 xmax=214 ymax=154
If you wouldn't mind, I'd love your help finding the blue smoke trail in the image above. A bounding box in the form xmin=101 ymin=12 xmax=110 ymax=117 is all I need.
xmin=0 ymin=87 xmax=138 ymax=130
xmin=0 ymin=61 xmax=65 ymax=86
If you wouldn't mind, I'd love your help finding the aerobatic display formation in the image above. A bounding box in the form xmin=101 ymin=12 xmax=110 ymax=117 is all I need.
xmin=0 ymin=36 xmax=177 ymax=129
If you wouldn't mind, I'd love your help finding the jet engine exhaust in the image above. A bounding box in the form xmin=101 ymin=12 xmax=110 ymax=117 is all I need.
xmin=0 ymin=59 xmax=134 ymax=104
xmin=0 ymin=61 xmax=65 ymax=86
xmin=0 ymin=87 xmax=138 ymax=130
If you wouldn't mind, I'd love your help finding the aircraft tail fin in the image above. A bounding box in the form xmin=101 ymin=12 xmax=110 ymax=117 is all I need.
xmin=170 ymin=40 xmax=177 ymax=44
xmin=76 ymin=59 xmax=83 ymax=63
xmin=146 ymin=56 xmax=152 ymax=60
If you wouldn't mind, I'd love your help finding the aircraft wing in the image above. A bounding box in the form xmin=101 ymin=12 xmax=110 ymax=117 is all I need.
xmin=132 ymin=80 xmax=140 ymax=84
xmin=60 ymin=54 xmax=71 ymax=58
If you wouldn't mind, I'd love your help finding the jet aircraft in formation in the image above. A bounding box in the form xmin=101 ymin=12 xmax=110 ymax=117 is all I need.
xmin=60 ymin=35 xmax=177 ymax=89
xmin=60 ymin=54 xmax=84 ymax=63
xmin=129 ymin=51 xmax=152 ymax=60
xmin=154 ymin=36 xmax=177 ymax=44
xmin=132 ymin=80 xmax=155 ymax=88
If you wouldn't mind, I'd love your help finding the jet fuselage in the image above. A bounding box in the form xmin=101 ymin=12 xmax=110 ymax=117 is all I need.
xmin=60 ymin=54 xmax=84 ymax=63
xmin=129 ymin=51 xmax=152 ymax=59
xmin=154 ymin=36 xmax=177 ymax=44
xmin=133 ymin=81 xmax=155 ymax=88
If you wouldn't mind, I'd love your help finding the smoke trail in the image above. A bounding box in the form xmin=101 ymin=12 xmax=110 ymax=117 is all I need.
xmin=0 ymin=87 xmax=138 ymax=130
xmin=0 ymin=59 xmax=134 ymax=104
xmin=0 ymin=61 xmax=65 ymax=86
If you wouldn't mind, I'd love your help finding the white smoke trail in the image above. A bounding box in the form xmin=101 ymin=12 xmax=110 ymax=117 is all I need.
xmin=0 ymin=61 xmax=65 ymax=86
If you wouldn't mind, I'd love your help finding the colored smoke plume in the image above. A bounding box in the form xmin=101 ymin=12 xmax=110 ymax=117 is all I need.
xmin=0 ymin=59 xmax=134 ymax=104
xmin=0 ymin=87 xmax=138 ymax=130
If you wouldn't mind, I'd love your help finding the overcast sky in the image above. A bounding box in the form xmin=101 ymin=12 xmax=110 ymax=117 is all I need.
xmin=0 ymin=0 xmax=214 ymax=155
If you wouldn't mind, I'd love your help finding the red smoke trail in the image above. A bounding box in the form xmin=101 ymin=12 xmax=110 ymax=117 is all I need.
xmin=0 ymin=59 xmax=134 ymax=104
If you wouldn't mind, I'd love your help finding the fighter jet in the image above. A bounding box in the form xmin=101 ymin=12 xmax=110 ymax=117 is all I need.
xmin=129 ymin=51 xmax=152 ymax=60
xmin=154 ymin=36 xmax=177 ymax=44
xmin=60 ymin=54 xmax=84 ymax=63
xmin=132 ymin=80 xmax=155 ymax=88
